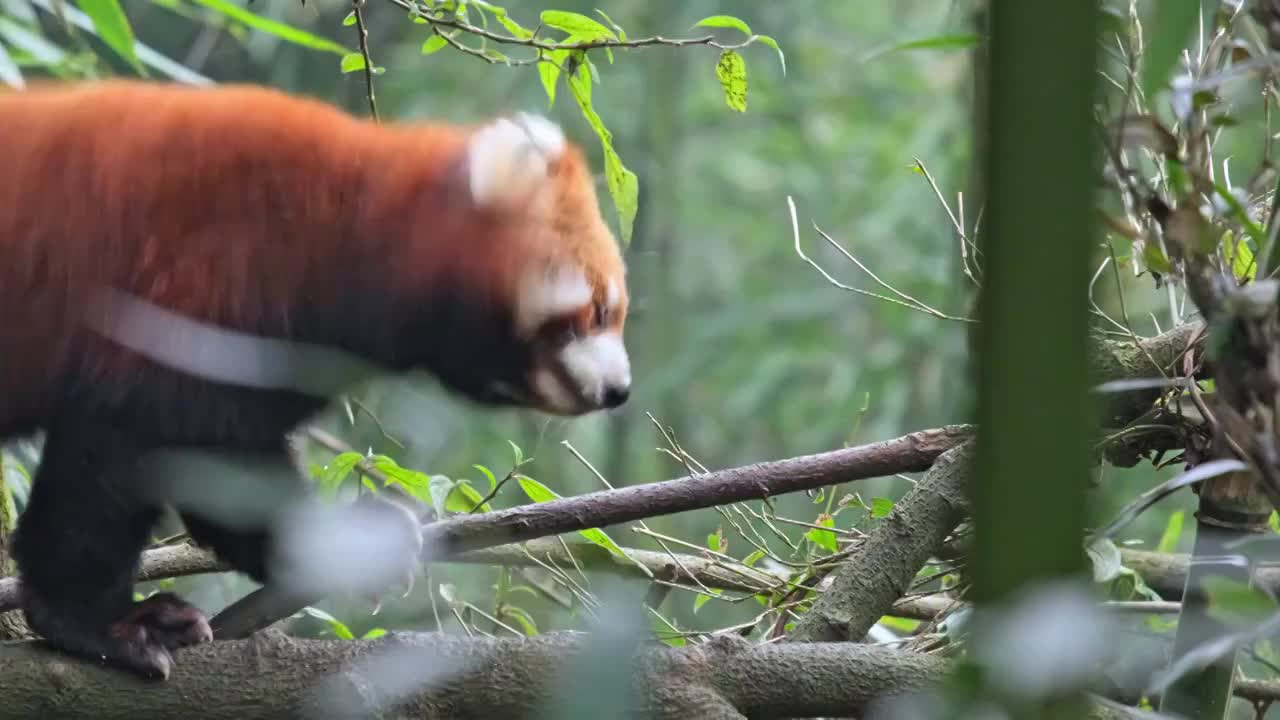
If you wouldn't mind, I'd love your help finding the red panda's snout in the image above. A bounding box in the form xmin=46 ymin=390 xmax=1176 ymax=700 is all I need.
xmin=508 ymin=265 xmax=630 ymax=416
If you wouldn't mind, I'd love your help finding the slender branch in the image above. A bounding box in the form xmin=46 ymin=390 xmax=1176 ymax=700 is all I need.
xmin=383 ymin=1 xmax=764 ymax=54
xmin=210 ymin=425 xmax=973 ymax=638
xmin=351 ymin=0 xmax=379 ymax=121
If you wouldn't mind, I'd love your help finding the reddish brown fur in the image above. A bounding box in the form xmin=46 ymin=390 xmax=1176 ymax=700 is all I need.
xmin=0 ymin=80 xmax=629 ymax=679
xmin=0 ymin=80 xmax=626 ymax=428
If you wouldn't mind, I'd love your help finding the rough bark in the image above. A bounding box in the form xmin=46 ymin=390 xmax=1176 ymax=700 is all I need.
xmin=785 ymin=441 xmax=973 ymax=643
xmin=0 ymin=629 xmax=950 ymax=720
xmin=1118 ymin=548 xmax=1280 ymax=601
xmin=0 ymin=628 xmax=1167 ymax=720
xmin=0 ymin=461 xmax=31 ymax=640
xmin=1088 ymin=321 xmax=1204 ymax=426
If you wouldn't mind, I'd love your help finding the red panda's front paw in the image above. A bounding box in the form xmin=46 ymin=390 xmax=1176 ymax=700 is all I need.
xmin=99 ymin=594 xmax=210 ymax=680
xmin=118 ymin=592 xmax=214 ymax=651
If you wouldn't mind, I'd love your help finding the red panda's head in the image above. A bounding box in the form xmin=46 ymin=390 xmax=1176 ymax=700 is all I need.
xmin=455 ymin=112 xmax=632 ymax=417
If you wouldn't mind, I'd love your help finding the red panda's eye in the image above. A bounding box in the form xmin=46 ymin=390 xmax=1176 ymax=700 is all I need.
xmin=540 ymin=316 xmax=577 ymax=346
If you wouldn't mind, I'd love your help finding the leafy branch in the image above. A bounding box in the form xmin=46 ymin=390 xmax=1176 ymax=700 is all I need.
xmin=361 ymin=1 xmax=786 ymax=246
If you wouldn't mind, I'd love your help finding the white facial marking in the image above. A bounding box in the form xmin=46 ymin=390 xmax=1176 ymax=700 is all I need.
xmin=557 ymin=330 xmax=631 ymax=407
xmin=605 ymin=279 xmax=621 ymax=309
xmin=533 ymin=367 xmax=578 ymax=414
xmin=516 ymin=265 xmax=592 ymax=335
xmin=466 ymin=113 xmax=566 ymax=209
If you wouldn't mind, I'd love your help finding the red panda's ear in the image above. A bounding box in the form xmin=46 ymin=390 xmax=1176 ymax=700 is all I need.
xmin=466 ymin=112 xmax=566 ymax=210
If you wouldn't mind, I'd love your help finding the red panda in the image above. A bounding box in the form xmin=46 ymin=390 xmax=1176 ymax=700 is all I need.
xmin=0 ymin=80 xmax=631 ymax=678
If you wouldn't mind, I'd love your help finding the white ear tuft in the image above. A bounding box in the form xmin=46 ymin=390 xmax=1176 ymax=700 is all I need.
xmin=467 ymin=112 xmax=566 ymax=209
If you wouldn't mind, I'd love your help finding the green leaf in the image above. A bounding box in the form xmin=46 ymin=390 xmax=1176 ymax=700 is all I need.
xmin=1156 ymin=510 xmax=1184 ymax=554
xmin=427 ymin=474 xmax=459 ymax=514
xmin=692 ymin=14 xmax=751 ymax=36
xmin=361 ymin=627 xmax=387 ymax=639
xmin=473 ymin=464 xmax=497 ymax=490
xmin=564 ymin=67 xmax=637 ymax=245
xmin=1086 ymin=538 xmax=1124 ymax=583
xmin=1142 ymin=241 xmax=1172 ymax=274
xmin=1270 ymin=510 xmax=1280 ymax=534
xmin=1214 ymin=182 xmax=1266 ymax=254
xmin=755 ymin=34 xmax=786 ymax=75
xmin=593 ymin=9 xmax=626 ymax=41
xmin=538 ymin=50 xmax=566 ymax=106
xmin=471 ymin=0 xmax=533 ymax=38
xmin=508 ymin=440 xmax=525 ymax=466
xmin=603 ymin=145 xmax=638 ymax=246
xmin=316 ymin=451 xmax=364 ymax=496
xmin=1142 ymin=1 xmax=1200 ymax=100
xmin=191 ymin=0 xmax=352 ymax=55
xmin=707 ymin=529 xmax=723 ymax=553
xmin=870 ymin=497 xmax=894 ymax=519
xmin=445 ymin=480 xmax=488 ymax=513
xmin=878 ymin=615 xmax=922 ymax=633
xmin=568 ymin=55 xmax=592 ymax=105
xmin=501 ymin=606 xmax=539 ymax=635
xmin=804 ymin=514 xmax=838 ymax=553
xmin=516 ymin=475 xmax=628 ymax=558
xmin=692 ymin=588 xmax=721 ymax=613
xmin=342 ymin=11 xmax=356 ymax=26
xmin=75 ymin=0 xmax=141 ymax=72
xmin=421 ymin=34 xmax=448 ymax=55
xmin=1221 ymin=230 xmax=1257 ymax=281
xmin=539 ymin=10 xmax=615 ymax=42
xmin=742 ymin=549 xmax=765 ymax=567
xmin=714 ymin=49 xmax=747 ymax=112
xmin=302 ymin=606 xmax=354 ymax=639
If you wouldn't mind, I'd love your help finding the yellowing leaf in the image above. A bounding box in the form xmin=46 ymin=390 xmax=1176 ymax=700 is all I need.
xmin=715 ymin=49 xmax=747 ymax=112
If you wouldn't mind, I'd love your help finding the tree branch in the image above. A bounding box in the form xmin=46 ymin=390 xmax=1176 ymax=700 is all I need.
xmin=786 ymin=440 xmax=973 ymax=643
xmin=0 ymin=628 xmax=1159 ymax=720
xmin=0 ymin=629 xmax=950 ymax=720
xmin=211 ymin=425 xmax=973 ymax=638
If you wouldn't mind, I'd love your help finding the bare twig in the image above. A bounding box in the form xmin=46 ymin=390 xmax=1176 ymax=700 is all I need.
xmin=786 ymin=196 xmax=975 ymax=323
xmin=351 ymin=0 xmax=378 ymax=120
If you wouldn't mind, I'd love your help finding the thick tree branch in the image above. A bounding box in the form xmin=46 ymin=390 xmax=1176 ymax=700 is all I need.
xmin=786 ymin=440 xmax=973 ymax=643
xmin=212 ymin=425 xmax=973 ymax=638
xmin=0 ymin=628 xmax=1158 ymax=720
xmin=0 ymin=629 xmax=950 ymax=720
xmin=1118 ymin=548 xmax=1280 ymax=600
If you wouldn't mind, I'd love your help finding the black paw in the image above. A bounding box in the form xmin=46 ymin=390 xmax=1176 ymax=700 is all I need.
xmin=105 ymin=593 xmax=212 ymax=679
xmin=118 ymin=592 xmax=214 ymax=652
xmin=24 ymin=590 xmax=212 ymax=681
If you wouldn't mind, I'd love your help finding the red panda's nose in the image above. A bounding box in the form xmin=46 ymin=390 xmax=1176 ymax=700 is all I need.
xmin=602 ymin=385 xmax=630 ymax=408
